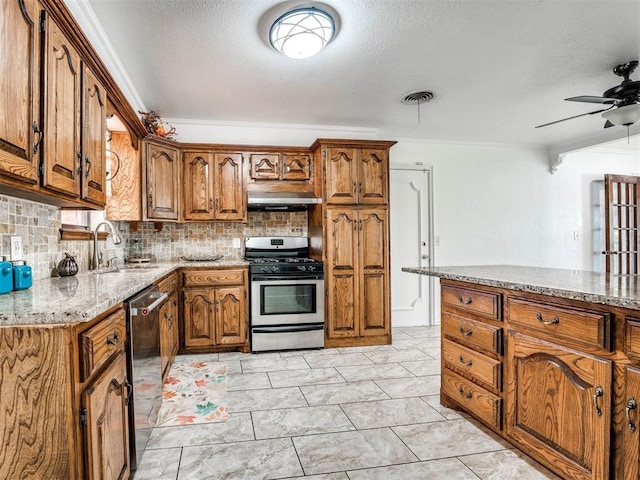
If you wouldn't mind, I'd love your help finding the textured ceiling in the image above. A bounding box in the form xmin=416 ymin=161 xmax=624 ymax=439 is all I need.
xmin=82 ymin=0 xmax=640 ymax=148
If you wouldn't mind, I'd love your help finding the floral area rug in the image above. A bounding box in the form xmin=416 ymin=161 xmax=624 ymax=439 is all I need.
xmin=156 ymin=361 xmax=228 ymax=426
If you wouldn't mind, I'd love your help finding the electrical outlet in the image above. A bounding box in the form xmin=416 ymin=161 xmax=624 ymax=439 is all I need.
xmin=10 ymin=236 xmax=22 ymax=261
xmin=233 ymin=238 xmax=241 ymax=248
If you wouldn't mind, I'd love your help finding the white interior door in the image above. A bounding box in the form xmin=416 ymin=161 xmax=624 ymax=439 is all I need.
xmin=390 ymin=167 xmax=434 ymax=326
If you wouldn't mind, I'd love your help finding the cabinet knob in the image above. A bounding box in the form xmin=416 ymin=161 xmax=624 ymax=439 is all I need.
xmin=536 ymin=312 xmax=559 ymax=326
xmin=458 ymin=295 xmax=473 ymax=305
xmin=593 ymin=386 xmax=603 ymax=417
xmin=458 ymin=325 xmax=473 ymax=336
xmin=627 ymin=397 xmax=637 ymax=432
xmin=458 ymin=355 xmax=473 ymax=367
xmin=32 ymin=122 xmax=43 ymax=155
xmin=106 ymin=330 xmax=119 ymax=345
xmin=458 ymin=386 xmax=473 ymax=399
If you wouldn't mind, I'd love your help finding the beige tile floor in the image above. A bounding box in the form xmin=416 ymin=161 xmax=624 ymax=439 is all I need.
xmin=133 ymin=326 xmax=561 ymax=480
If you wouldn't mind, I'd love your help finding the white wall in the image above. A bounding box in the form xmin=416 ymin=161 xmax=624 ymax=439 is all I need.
xmin=392 ymin=141 xmax=640 ymax=270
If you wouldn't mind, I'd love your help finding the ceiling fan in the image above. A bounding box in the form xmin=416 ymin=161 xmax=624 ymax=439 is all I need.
xmin=536 ymin=61 xmax=640 ymax=129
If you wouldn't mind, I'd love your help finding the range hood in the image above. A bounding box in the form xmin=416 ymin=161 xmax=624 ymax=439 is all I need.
xmin=247 ymin=192 xmax=322 ymax=211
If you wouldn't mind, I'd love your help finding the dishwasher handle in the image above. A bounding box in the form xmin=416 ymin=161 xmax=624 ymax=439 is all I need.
xmin=129 ymin=291 xmax=169 ymax=316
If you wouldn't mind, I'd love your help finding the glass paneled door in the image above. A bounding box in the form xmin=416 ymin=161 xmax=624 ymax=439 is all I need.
xmin=604 ymin=174 xmax=640 ymax=275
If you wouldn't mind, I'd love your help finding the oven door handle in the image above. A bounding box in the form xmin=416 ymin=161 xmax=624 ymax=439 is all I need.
xmin=253 ymin=325 xmax=325 ymax=334
xmin=252 ymin=275 xmax=324 ymax=281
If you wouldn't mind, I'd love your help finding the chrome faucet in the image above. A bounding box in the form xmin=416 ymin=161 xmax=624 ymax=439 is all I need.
xmin=91 ymin=220 xmax=122 ymax=270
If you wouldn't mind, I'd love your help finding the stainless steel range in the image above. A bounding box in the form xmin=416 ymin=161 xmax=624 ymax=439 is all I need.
xmin=245 ymin=236 xmax=324 ymax=352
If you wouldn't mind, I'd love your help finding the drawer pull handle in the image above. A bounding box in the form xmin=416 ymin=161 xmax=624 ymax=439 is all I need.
xmin=458 ymin=326 xmax=473 ymax=336
xmin=458 ymin=295 xmax=473 ymax=305
xmin=593 ymin=386 xmax=603 ymax=417
xmin=459 ymin=355 xmax=473 ymax=367
xmin=106 ymin=331 xmax=120 ymax=345
xmin=458 ymin=386 xmax=473 ymax=399
xmin=627 ymin=397 xmax=637 ymax=432
xmin=536 ymin=312 xmax=559 ymax=325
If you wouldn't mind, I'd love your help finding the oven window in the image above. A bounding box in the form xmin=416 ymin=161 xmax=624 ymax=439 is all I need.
xmin=260 ymin=284 xmax=317 ymax=315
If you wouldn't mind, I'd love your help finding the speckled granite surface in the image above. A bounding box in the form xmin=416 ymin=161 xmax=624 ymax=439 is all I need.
xmin=0 ymin=259 xmax=249 ymax=326
xmin=402 ymin=265 xmax=640 ymax=310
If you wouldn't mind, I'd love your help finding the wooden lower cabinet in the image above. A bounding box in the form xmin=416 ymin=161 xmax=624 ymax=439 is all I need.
xmin=0 ymin=305 xmax=130 ymax=479
xmin=81 ymin=350 xmax=130 ymax=480
xmin=506 ymin=331 xmax=611 ymax=480
xmin=623 ymin=365 xmax=640 ymax=479
xmin=160 ymin=291 xmax=179 ymax=378
xmin=181 ymin=268 xmax=248 ymax=352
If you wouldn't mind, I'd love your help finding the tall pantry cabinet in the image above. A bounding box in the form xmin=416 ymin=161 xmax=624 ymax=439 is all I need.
xmin=309 ymin=139 xmax=396 ymax=348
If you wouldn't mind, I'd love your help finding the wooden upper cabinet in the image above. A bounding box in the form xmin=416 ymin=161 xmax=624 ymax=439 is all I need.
xmin=183 ymin=151 xmax=214 ymax=221
xmin=0 ymin=0 xmax=41 ymax=184
xmin=282 ymin=154 xmax=311 ymax=181
xmin=81 ymin=66 xmax=107 ymax=205
xmin=359 ymin=149 xmax=388 ymax=204
xmin=249 ymin=153 xmax=280 ymax=181
xmin=41 ymin=15 xmax=82 ymax=198
xmin=213 ymin=152 xmax=246 ymax=222
xmin=325 ymin=147 xmax=358 ymax=204
xmin=144 ymin=139 xmax=180 ymax=221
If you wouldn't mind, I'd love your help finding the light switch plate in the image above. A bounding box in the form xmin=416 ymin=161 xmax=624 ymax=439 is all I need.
xmin=10 ymin=236 xmax=23 ymax=261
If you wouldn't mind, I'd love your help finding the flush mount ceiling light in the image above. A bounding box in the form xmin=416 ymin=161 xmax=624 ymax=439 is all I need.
xmin=402 ymin=90 xmax=436 ymax=124
xmin=269 ymin=7 xmax=335 ymax=59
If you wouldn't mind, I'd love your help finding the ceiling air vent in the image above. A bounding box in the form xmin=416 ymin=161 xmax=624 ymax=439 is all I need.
xmin=401 ymin=90 xmax=436 ymax=124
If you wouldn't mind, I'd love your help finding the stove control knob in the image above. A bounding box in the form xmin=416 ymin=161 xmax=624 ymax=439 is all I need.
xmin=270 ymin=266 xmax=278 ymax=273
xmin=297 ymin=265 xmax=307 ymax=272
xmin=261 ymin=266 xmax=269 ymax=273
xmin=308 ymin=265 xmax=315 ymax=271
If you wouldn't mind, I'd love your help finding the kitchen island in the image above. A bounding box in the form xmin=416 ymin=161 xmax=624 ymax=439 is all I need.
xmin=402 ymin=265 xmax=640 ymax=480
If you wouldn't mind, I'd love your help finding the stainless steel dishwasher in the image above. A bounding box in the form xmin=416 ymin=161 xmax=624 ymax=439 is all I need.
xmin=125 ymin=286 xmax=168 ymax=471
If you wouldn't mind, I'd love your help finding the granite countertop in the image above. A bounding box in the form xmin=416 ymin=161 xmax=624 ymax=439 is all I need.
xmin=0 ymin=259 xmax=249 ymax=326
xmin=402 ymin=265 xmax=640 ymax=310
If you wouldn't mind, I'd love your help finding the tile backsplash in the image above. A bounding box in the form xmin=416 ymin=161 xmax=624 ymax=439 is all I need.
xmin=0 ymin=194 xmax=308 ymax=280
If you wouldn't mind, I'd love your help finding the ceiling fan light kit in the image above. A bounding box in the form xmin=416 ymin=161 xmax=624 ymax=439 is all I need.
xmin=536 ymin=60 xmax=640 ymax=129
xmin=269 ymin=7 xmax=335 ymax=59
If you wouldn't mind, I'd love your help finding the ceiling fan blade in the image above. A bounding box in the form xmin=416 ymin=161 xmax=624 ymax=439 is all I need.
xmin=565 ymin=95 xmax=616 ymax=104
xmin=535 ymin=107 xmax=610 ymax=128
xmin=604 ymin=120 xmax=615 ymax=128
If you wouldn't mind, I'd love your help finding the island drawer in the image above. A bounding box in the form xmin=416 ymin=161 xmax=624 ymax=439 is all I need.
xmin=443 ymin=339 xmax=502 ymax=390
xmin=442 ymin=284 xmax=502 ymax=320
xmin=442 ymin=311 xmax=503 ymax=354
xmin=442 ymin=368 xmax=502 ymax=429
xmin=79 ymin=308 xmax=126 ymax=381
xmin=183 ymin=268 xmax=245 ymax=287
xmin=507 ymin=298 xmax=611 ymax=351
xmin=625 ymin=317 xmax=640 ymax=357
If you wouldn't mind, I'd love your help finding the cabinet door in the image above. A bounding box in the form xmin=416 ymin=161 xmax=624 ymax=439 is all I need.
xmin=183 ymin=288 xmax=216 ymax=347
xmin=325 ymin=148 xmax=358 ymax=204
xmin=358 ymin=208 xmax=389 ymax=336
xmin=81 ymin=66 xmax=107 ymax=205
xmin=169 ymin=291 xmax=180 ymax=360
xmin=506 ymin=332 xmax=611 ymax=480
xmin=42 ymin=16 xmax=81 ymax=198
xmin=623 ymin=365 xmax=640 ymax=479
xmin=214 ymin=286 xmax=246 ymax=345
xmin=359 ymin=149 xmax=388 ymax=204
xmin=282 ymin=154 xmax=311 ymax=181
xmin=326 ymin=208 xmax=359 ymax=338
xmin=213 ymin=153 xmax=246 ymax=221
xmin=183 ymin=151 xmax=214 ymax=220
xmin=82 ymin=351 xmax=130 ymax=480
xmin=250 ymin=153 xmax=280 ymax=180
xmin=0 ymin=0 xmax=40 ymax=184
xmin=145 ymin=141 xmax=179 ymax=220
xmin=159 ymin=299 xmax=172 ymax=377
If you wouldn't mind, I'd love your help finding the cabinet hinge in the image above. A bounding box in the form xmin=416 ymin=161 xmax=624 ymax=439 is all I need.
xmin=38 ymin=161 xmax=44 ymax=178
xmin=80 ymin=407 xmax=87 ymax=427
xmin=181 ymin=291 xmax=185 ymax=302
xmin=39 ymin=15 xmax=45 ymax=33
xmin=322 ymin=150 xmax=326 ymax=160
